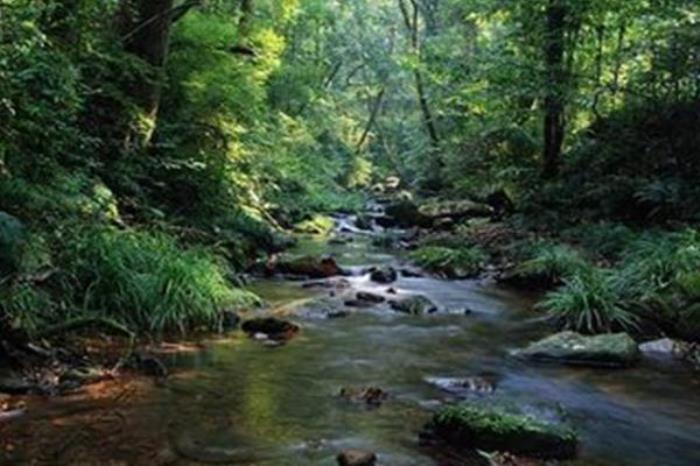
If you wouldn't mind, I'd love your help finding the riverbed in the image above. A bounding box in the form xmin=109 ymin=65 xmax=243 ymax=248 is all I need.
xmin=1 ymin=227 xmax=699 ymax=465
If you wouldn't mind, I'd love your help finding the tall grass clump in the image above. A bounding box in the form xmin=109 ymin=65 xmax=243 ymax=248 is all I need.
xmin=539 ymin=268 xmax=638 ymax=334
xmin=512 ymin=242 xmax=591 ymax=289
xmin=61 ymin=226 xmax=260 ymax=334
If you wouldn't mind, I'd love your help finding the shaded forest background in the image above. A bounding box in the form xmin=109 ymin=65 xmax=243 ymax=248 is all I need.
xmin=1 ymin=0 xmax=699 ymax=338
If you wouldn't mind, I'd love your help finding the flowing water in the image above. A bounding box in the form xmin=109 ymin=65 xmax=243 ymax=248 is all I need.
xmin=2 ymin=220 xmax=700 ymax=465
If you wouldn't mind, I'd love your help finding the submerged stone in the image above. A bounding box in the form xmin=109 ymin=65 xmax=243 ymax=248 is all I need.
xmin=337 ymin=449 xmax=377 ymax=466
xmin=427 ymin=404 xmax=578 ymax=460
xmin=512 ymin=331 xmax=640 ymax=367
xmin=389 ymin=295 xmax=438 ymax=315
xmin=425 ymin=374 xmax=499 ymax=395
xmin=339 ymin=386 xmax=389 ymax=407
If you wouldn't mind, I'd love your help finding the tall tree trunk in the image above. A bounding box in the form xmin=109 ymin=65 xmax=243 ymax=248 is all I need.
xmin=398 ymin=0 xmax=440 ymax=149
xmin=356 ymin=87 xmax=387 ymax=154
xmin=117 ymin=0 xmax=176 ymax=152
xmin=542 ymin=0 xmax=566 ymax=178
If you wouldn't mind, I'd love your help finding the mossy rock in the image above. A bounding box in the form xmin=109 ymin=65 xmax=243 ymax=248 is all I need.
xmin=512 ymin=331 xmax=640 ymax=368
xmin=294 ymin=215 xmax=335 ymax=235
xmin=382 ymin=200 xmax=429 ymax=228
xmin=389 ymin=295 xmax=438 ymax=315
xmin=417 ymin=199 xmax=493 ymax=221
xmin=369 ymin=266 xmax=398 ymax=284
xmin=428 ymin=404 xmax=578 ymax=460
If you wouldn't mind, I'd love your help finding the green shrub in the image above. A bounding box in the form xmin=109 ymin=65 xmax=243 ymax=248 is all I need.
xmin=60 ymin=226 xmax=261 ymax=334
xmin=639 ymin=272 xmax=700 ymax=342
xmin=513 ymin=243 xmax=591 ymax=288
xmin=617 ymin=229 xmax=700 ymax=298
xmin=410 ymin=245 xmax=487 ymax=278
xmin=539 ymin=268 xmax=638 ymax=334
xmin=562 ymin=222 xmax=636 ymax=260
xmin=0 ymin=211 xmax=27 ymax=277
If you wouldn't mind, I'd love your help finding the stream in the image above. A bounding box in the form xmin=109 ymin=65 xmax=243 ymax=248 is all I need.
xmin=1 ymin=215 xmax=700 ymax=465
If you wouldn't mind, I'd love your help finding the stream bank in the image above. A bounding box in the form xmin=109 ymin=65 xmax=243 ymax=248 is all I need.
xmin=1 ymin=210 xmax=700 ymax=466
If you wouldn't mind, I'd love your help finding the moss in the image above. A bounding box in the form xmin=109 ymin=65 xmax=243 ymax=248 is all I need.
xmin=431 ymin=404 xmax=578 ymax=460
xmin=294 ymin=214 xmax=335 ymax=236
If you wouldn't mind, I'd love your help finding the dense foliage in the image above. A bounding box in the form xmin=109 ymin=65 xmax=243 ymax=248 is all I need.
xmin=1 ymin=0 xmax=698 ymax=339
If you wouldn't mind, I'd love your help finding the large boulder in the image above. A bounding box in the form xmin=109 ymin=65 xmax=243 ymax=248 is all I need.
xmin=389 ymin=295 xmax=438 ymax=315
xmin=426 ymin=404 xmax=578 ymax=460
xmin=271 ymin=255 xmax=344 ymax=279
xmin=381 ymin=200 xmax=429 ymax=228
xmin=0 ymin=212 xmax=26 ymax=277
xmin=512 ymin=331 xmax=640 ymax=368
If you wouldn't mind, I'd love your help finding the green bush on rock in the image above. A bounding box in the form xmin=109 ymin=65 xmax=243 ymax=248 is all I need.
xmin=510 ymin=243 xmax=591 ymax=289
xmin=539 ymin=268 xmax=638 ymax=334
xmin=428 ymin=404 xmax=578 ymax=460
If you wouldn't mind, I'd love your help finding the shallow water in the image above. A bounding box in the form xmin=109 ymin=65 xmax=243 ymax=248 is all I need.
xmin=2 ymin=233 xmax=700 ymax=465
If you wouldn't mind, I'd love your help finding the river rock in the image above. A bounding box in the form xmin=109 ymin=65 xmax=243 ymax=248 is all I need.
xmin=381 ymin=199 xmax=429 ymax=228
xmin=426 ymin=403 xmax=578 ymax=460
xmin=355 ymin=214 xmax=374 ymax=231
xmin=241 ymin=318 xmax=300 ymax=340
xmin=356 ymin=292 xmax=385 ymax=304
xmin=512 ymin=331 xmax=640 ymax=367
xmin=302 ymin=278 xmax=352 ymax=290
xmin=271 ymin=256 xmax=344 ymax=279
xmin=639 ymin=338 xmax=699 ymax=365
xmin=369 ymin=266 xmax=398 ymax=284
xmin=389 ymin=295 xmax=438 ymax=315
xmin=337 ymin=449 xmax=377 ymax=466
xmin=385 ymin=176 xmax=401 ymax=191
xmin=418 ymin=199 xmax=494 ymax=223
xmin=425 ymin=374 xmax=498 ymax=395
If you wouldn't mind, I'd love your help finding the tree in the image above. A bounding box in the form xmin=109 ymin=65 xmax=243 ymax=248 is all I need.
xmin=542 ymin=0 xmax=567 ymax=178
xmin=116 ymin=0 xmax=200 ymax=151
xmin=398 ymin=0 xmax=440 ymax=149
